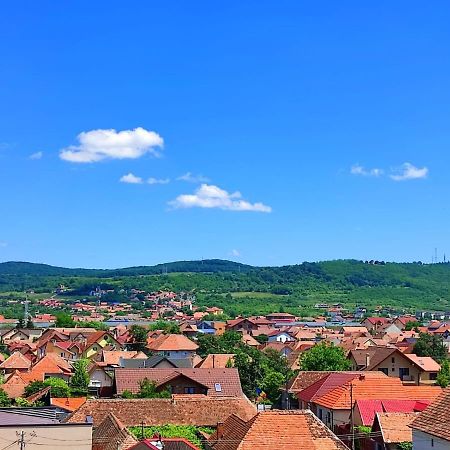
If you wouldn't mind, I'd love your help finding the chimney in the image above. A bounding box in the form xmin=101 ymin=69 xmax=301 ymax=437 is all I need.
xmin=365 ymin=353 xmax=370 ymax=368
xmin=216 ymin=422 xmax=225 ymax=439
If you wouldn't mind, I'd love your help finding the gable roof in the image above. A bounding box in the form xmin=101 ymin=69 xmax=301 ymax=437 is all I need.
xmin=287 ymin=371 xmax=333 ymax=393
xmin=67 ymin=397 xmax=257 ymax=427
xmin=374 ymin=412 xmax=418 ymax=444
xmin=403 ymin=354 xmax=441 ymax=372
xmin=147 ymin=334 xmax=198 ymax=352
xmin=208 ymin=410 xmax=348 ymax=450
xmin=101 ymin=350 xmax=147 ymax=366
xmin=196 ymin=354 xmax=235 ymax=369
xmin=115 ymin=368 xmax=243 ymax=397
xmin=0 ymin=351 xmax=32 ymax=370
xmin=2 ymin=371 xmax=28 ymax=398
xmin=92 ymin=412 xmax=138 ymax=450
xmin=51 ymin=397 xmax=87 ymax=412
xmin=410 ymin=387 xmax=450 ymax=442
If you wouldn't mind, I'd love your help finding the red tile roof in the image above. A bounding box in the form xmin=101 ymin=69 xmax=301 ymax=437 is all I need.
xmin=67 ymin=397 xmax=257 ymax=427
xmin=0 ymin=352 xmax=32 ymax=370
xmin=51 ymin=397 xmax=87 ymax=412
xmin=208 ymin=410 xmax=348 ymax=450
xmin=115 ymin=368 xmax=243 ymax=397
xmin=147 ymin=334 xmax=198 ymax=352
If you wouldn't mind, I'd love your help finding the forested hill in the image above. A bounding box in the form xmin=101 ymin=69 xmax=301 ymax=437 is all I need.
xmin=1 ymin=259 xmax=450 ymax=313
xmin=0 ymin=259 xmax=253 ymax=277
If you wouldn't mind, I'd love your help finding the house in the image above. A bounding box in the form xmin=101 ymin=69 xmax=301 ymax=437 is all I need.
xmin=0 ymin=407 xmax=92 ymax=450
xmin=197 ymin=321 xmax=216 ymax=335
xmin=206 ymin=410 xmax=348 ymax=450
xmin=50 ymin=397 xmax=87 ymax=413
xmin=129 ymin=438 xmax=200 ymax=450
xmin=179 ymin=322 xmax=198 ymax=338
xmin=114 ymin=368 xmax=244 ymax=397
xmin=349 ymin=348 xmax=441 ymax=384
xmin=0 ymin=351 xmax=32 ymax=374
xmin=120 ymin=355 xmax=194 ymax=369
xmin=266 ymin=329 xmax=296 ymax=343
xmin=371 ymin=412 xmax=419 ymax=450
xmin=410 ymin=387 xmax=450 ymax=449
xmin=68 ymin=397 xmax=257 ymax=428
xmin=91 ymin=412 xmax=138 ymax=450
xmin=82 ymin=331 xmax=123 ymax=359
xmin=265 ymin=312 xmax=296 ymax=323
xmin=226 ymin=317 xmax=272 ymax=333
xmin=196 ymin=354 xmax=234 ymax=369
xmin=147 ymin=334 xmax=199 ymax=360
xmin=361 ymin=317 xmax=390 ymax=332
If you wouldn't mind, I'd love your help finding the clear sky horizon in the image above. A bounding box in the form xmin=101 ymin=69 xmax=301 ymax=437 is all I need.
xmin=1 ymin=1 xmax=450 ymax=269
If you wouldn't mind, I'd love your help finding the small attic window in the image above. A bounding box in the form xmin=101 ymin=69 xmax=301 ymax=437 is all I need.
xmin=214 ymin=383 xmax=222 ymax=392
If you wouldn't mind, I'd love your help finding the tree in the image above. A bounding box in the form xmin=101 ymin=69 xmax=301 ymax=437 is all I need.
xmin=129 ymin=325 xmax=148 ymax=352
xmin=404 ymin=320 xmax=422 ymax=331
xmin=436 ymin=359 xmax=450 ymax=388
xmin=149 ymin=320 xmax=180 ymax=334
xmin=55 ymin=312 xmax=75 ymax=328
xmin=137 ymin=378 xmax=171 ymax=399
xmin=24 ymin=381 xmax=46 ymax=397
xmin=25 ymin=317 xmax=34 ymax=329
xmin=70 ymin=359 xmax=90 ymax=395
xmin=255 ymin=334 xmax=268 ymax=344
xmin=44 ymin=377 xmax=71 ymax=398
xmin=0 ymin=388 xmax=11 ymax=407
xmin=413 ymin=333 xmax=447 ymax=363
xmin=16 ymin=317 xmax=25 ymax=329
xmin=299 ymin=342 xmax=351 ymax=371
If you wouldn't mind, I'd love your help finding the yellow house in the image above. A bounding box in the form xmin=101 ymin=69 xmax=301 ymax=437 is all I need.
xmin=81 ymin=331 xmax=123 ymax=360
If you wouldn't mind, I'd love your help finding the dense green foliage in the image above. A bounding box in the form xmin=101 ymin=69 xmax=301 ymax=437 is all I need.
xmin=25 ymin=377 xmax=71 ymax=398
xmin=149 ymin=320 xmax=180 ymax=334
xmin=70 ymin=359 xmax=90 ymax=395
xmin=2 ymin=259 xmax=450 ymax=315
xmin=299 ymin=342 xmax=351 ymax=371
xmin=436 ymin=359 xmax=450 ymax=387
xmin=0 ymin=388 xmax=11 ymax=407
xmin=413 ymin=333 xmax=447 ymax=363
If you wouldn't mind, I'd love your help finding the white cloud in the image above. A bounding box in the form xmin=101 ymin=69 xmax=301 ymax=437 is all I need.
xmin=177 ymin=172 xmax=210 ymax=183
xmin=350 ymin=164 xmax=383 ymax=177
xmin=230 ymin=249 xmax=241 ymax=257
xmin=29 ymin=151 xmax=43 ymax=160
xmin=60 ymin=127 xmax=163 ymax=163
xmin=148 ymin=177 xmax=170 ymax=185
xmin=0 ymin=241 xmax=7 ymax=248
xmin=390 ymin=162 xmax=429 ymax=181
xmin=119 ymin=173 xmax=143 ymax=184
xmin=169 ymin=184 xmax=272 ymax=213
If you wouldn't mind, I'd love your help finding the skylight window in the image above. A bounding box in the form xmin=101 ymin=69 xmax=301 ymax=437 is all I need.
xmin=214 ymin=383 xmax=222 ymax=392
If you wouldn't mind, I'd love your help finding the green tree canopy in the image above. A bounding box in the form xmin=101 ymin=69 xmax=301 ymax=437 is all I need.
xmin=0 ymin=388 xmax=11 ymax=407
xmin=129 ymin=325 xmax=148 ymax=352
xmin=137 ymin=378 xmax=171 ymax=399
xmin=436 ymin=359 xmax=450 ymax=388
xmin=149 ymin=320 xmax=180 ymax=334
xmin=413 ymin=333 xmax=447 ymax=363
xmin=55 ymin=312 xmax=75 ymax=328
xmin=299 ymin=342 xmax=351 ymax=371
xmin=70 ymin=359 xmax=90 ymax=395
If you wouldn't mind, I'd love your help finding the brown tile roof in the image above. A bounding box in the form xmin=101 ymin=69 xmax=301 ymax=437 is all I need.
xmin=92 ymin=412 xmax=138 ymax=450
xmin=147 ymin=334 xmax=198 ymax=352
xmin=67 ymin=397 xmax=257 ymax=427
xmin=196 ymin=354 xmax=235 ymax=369
xmin=0 ymin=351 xmax=32 ymax=370
xmin=410 ymin=387 xmax=450 ymax=442
xmin=351 ymin=347 xmax=398 ymax=370
xmin=375 ymin=412 xmax=419 ymax=444
xmin=288 ymin=371 xmax=333 ymax=393
xmin=208 ymin=410 xmax=348 ymax=450
xmin=115 ymin=368 xmax=243 ymax=397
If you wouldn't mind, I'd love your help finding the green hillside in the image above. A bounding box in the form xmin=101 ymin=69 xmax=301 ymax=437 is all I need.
xmin=1 ymin=259 xmax=449 ymax=315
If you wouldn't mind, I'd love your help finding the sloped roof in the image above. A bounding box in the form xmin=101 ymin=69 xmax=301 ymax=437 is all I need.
xmin=22 ymin=354 xmax=72 ymax=383
xmin=51 ymin=397 xmax=87 ymax=412
xmin=67 ymin=397 xmax=257 ymax=427
xmin=410 ymin=387 xmax=450 ymax=442
xmin=196 ymin=354 xmax=235 ymax=369
xmin=375 ymin=412 xmax=418 ymax=444
xmin=288 ymin=371 xmax=333 ymax=393
xmin=115 ymin=368 xmax=243 ymax=397
xmin=208 ymin=410 xmax=348 ymax=450
xmin=2 ymin=371 xmax=28 ymax=398
xmin=403 ymin=354 xmax=441 ymax=372
xmin=92 ymin=412 xmax=138 ymax=450
xmin=147 ymin=334 xmax=198 ymax=352
xmin=355 ymin=399 xmax=431 ymax=426
xmin=101 ymin=350 xmax=146 ymax=366
xmin=0 ymin=351 xmax=32 ymax=370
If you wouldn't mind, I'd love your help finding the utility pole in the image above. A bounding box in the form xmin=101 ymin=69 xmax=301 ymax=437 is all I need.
xmin=350 ymin=383 xmax=355 ymax=450
xmin=19 ymin=430 xmax=25 ymax=450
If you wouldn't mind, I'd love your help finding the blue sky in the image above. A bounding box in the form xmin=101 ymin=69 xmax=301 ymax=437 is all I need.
xmin=1 ymin=1 xmax=450 ymax=268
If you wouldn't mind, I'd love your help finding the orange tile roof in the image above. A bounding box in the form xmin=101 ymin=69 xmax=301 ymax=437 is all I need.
xmin=375 ymin=412 xmax=418 ymax=443
xmin=208 ymin=410 xmax=348 ymax=450
xmin=101 ymin=350 xmax=146 ymax=366
xmin=403 ymin=354 xmax=441 ymax=372
xmin=147 ymin=334 xmax=198 ymax=352
xmin=51 ymin=397 xmax=87 ymax=412
xmin=0 ymin=351 xmax=32 ymax=370
xmin=2 ymin=371 xmax=27 ymax=398
xmin=196 ymin=354 xmax=235 ymax=369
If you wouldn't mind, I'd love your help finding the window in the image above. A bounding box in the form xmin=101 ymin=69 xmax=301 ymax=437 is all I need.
xmin=318 ymin=409 xmax=323 ymax=420
xmin=326 ymin=412 xmax=331 ymax=424
xmin=184 ymin=387 xmax=195 ymax=394
xmin=214 ymin=383 xmax=222 ymax=392
xmin=430 ymin=372 xmax=438 ymax=381
xmin=391 ymin=357 xmax=395 ymax=363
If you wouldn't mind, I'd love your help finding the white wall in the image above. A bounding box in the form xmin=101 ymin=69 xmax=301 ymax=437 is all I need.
xmin=413 ymin=430 xmax=450 ymax=450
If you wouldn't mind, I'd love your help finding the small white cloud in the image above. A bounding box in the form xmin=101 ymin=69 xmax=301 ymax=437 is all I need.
xmin=169 ymin=184 xmax=272 ymax=213
xmin=148 ymin=177 xmax=170 ymax=185
xmin=29 ymin=151 xmax=43 ymax=160
xmin=350 ymin=164 xmax=383 ymax=177
xmin=177 ymin=172 xmax=210 ymax=183
xmin=119 ymin=173 xmax=143 ymax=184
xmin=230 ymin=249 xmax=241 ymax=257
xmin=390 ymin=162 xmax=428 ymax=181
xmin=60 ymin=127 xmax=163 ymax=163
xmin=0 ymin=241 xmax=7 ymax=248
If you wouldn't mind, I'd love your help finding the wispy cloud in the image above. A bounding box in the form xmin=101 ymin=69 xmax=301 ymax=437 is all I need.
xmin=148 ymin=177 xmax=170 ymax=185
xmin=60 ymin=127 xmax=163 ymax=163
xmin=350 ymin=164 xmax=383 ymax=177
xmin=119 ymin=173 xmax=143 ymax=184
xmin=390 ymin=162 xmax=428 ymax=181
xmin=230 ymin=249 xmax=241 ymax=257
xmin=169 ymin=184 xmax=272 ymax=213
xmin=177 ymin=172 xmax=210 ymax=183
xmin=29 ymin=151 xmax=43 ymax=160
